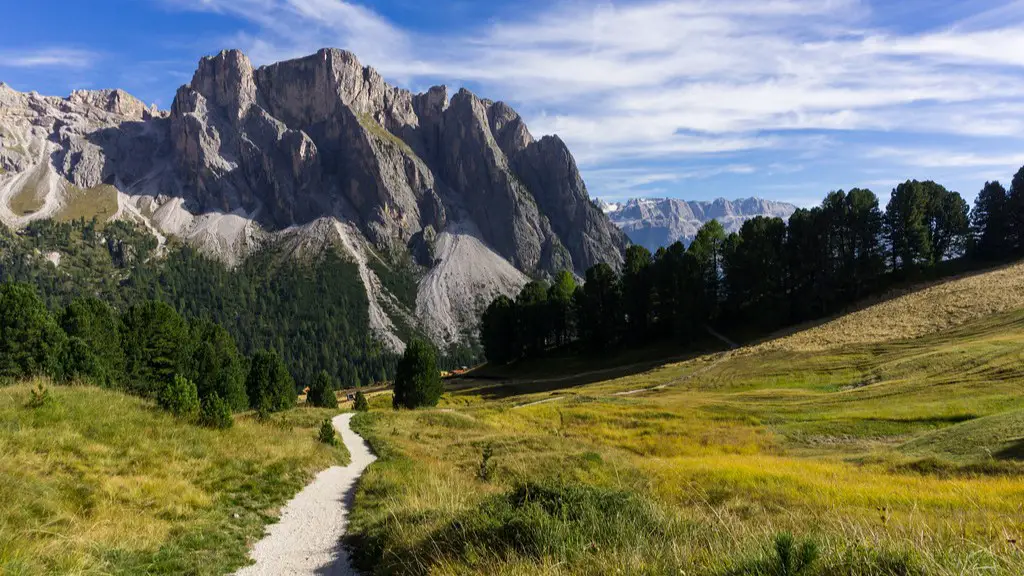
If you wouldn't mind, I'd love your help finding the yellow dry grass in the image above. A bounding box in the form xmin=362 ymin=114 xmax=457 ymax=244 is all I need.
xmin=349 ymin=303 xmax=1024 ymax=575
xmin=755 ymin=262 xmax=1024 ymax=352
xmin=0 ymin=382 xmax=349 ymax=575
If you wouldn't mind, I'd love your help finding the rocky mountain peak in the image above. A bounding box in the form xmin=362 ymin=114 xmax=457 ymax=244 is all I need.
xmin=190 ymin=49 xmax=257 ymax=120
xmin=1 ymin=47 xmax=627 ymax=349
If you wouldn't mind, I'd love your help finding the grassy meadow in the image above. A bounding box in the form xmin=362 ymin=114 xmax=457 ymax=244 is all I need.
xmin=347 ymin=306 xmax=1024 ymax=575
xmin=0 ymin=382 xmax=349 ymax=575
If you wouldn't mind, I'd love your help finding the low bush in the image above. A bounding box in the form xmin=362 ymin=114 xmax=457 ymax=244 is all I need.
xmin=158 ymin=374 xmax=200 ymax=420
xmin=354 ymin=390 xmax=369 ymax=412
xmin=25 ymin=381 xmax=54 ymax=409
xmin=318 ymin=418 xmax=337 ymax=446
xmin=199 ymin=392 xmax=233 ymax=429
xmin=399 ymin=481 xmax=671 ymax=571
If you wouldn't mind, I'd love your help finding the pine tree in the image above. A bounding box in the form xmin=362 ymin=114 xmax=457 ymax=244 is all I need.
xmin=308 ymin=370 xmax=339 ymax=409
xmin=393 ymin=340 xmax=442 ymax=409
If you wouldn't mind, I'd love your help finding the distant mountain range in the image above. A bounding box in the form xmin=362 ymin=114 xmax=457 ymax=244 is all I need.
xmin=597 ymin=197 xmax=798 ymax=252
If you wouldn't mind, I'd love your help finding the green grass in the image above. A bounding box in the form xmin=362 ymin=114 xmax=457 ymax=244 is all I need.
xmin=0 ymin=381 xmax=349 ymax=575
xmin=900 ymin=409 xmax=1024 ymax=462
xmin=57 ymin=184 xmax=119 ymax=225
xmin=8 ymin=169 xmax=46 ymax=216
xmin=357 ymin=113 xmax=417 ymax=157
xmin=347 ymin=307 xmax=1024 ymax=575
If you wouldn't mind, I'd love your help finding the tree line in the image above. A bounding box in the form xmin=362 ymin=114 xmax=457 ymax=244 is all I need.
xmin=0 ymin=281 xmax=333 ymax=425
xmin=482 ymin=169 xmax=1024 ymax=363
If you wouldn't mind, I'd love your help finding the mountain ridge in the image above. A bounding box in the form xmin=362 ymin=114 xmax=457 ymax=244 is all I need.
xmin=0 ymin=48 xmax=627 ymax=349
xmin=598 ymin=196 xmax=798 ymax=251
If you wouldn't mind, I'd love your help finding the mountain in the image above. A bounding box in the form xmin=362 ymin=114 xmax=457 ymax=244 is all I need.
xmin=599 ymin=197 xmax=797 ymax=251
xmin=0 ymin=49 xmax=627 ymax=349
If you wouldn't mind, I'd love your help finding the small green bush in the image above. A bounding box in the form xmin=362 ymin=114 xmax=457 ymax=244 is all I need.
xmin=354 ymin=390 xmax=369 ymax=412
xmin=158 ymin=374 xmax=200 ymax=420
xmin=726 ymin=532 xmax=820 ymax=576
xmin=318 ymin=418 xmax=337 ymax=445
xmin=25 ymin=381 xmax=54 ymax=409
xmin=198 ymin=392 xmax=233 ymax=429
xmin=406 ymin=481 xmax=668 ymax=567
xmin=478 ymin=443 xmax=494 ymax=481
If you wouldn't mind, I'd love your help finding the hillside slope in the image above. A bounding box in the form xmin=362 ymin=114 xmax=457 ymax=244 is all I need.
xmin=346 ymin=300 xmax=1024 ymax=575
xmin=754 ymin=261 xmax=1024 ymax=352
xmin=0 ymin=383 xmax=347 ymax=575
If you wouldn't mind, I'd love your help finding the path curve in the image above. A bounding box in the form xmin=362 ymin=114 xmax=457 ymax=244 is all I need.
xmin=234 ymin=413 xmax=376 ymax=576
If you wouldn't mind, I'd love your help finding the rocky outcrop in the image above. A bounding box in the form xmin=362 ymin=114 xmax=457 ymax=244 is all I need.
xmin=0 ymin=48 xmax=627 ymax=348
xmin=602 ymin=197 xmax=797 ymax=251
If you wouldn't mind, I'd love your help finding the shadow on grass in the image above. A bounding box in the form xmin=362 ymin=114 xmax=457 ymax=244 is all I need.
xmin=452 ymin=340 xmax=724 ymax=401
xmin=995 ymin=439 xmax=1024 ymax=461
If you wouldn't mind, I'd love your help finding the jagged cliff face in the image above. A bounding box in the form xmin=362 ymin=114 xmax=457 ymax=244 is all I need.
xmin=601 ymin=197 xmax=797 ymax=252
xmin=0 ymin=49 xmax=626 ymax=349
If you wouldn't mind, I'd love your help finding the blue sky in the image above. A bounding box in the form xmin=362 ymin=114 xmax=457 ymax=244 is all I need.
xmin=3 ymin=0 xmax=1024 ymax=207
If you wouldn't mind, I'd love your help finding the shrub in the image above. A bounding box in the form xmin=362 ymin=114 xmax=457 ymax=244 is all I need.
xmin=246 ymin=349 xmax=296 ymax=413
xmin=478 ymin=443 xmax=495 ymax=481
xmin=393 ymin=339 xmax=442 ymax=409
xmin=726 ymin=532 xmax=820 ymax=576
xmin=307 ymin=370 xmax=338 ymax=408
xmin=773 ymin=532 xmax=818 ymax=576
xmin=199 ymin=393 xmax=233 ymax=429
xmin=318 ymin=418 xmax=337 ymax=445
xmin=354 ymin=390 xmax=369 ymax=412
xmin=158 ymin=374 xmax=200 ymax=420
xmin=407 ymin=481 xmax=668 ymax=568
xmin=25 ymin=381 xmax=54 ymax=409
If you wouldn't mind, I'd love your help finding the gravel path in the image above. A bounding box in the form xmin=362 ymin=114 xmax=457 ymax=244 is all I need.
xmin=234 ymin=413 xmax=376 ymax=576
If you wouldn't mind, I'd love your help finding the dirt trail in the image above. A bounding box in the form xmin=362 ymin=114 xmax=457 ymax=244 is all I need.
xmin=234 ymin=413 xmax=376 ymax=576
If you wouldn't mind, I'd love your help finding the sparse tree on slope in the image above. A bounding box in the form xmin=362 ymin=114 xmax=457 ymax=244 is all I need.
xmin=393 ymin=339 xmax=442 ymax=409
xmin=189 ymin=320 xmax=247 ymax=411
xmin=246 ymin=349 xmax=296 ymax=413
xmin=926 ymin=184 xmax=970 ymax=263
xmin=972 ymin=181 xmax=1010 ymax=260
xmin=121 ymin=301 xmax=191 ymax=398
xmin=688 ymin=220 xmax=727 ymax=320
xmin=516 ymin=281 xmax=550 ymax=355
xmin=885 ymin=181 xmax=933 ymax=271
xmin=308 ymin=369 xmax=339 ymax=409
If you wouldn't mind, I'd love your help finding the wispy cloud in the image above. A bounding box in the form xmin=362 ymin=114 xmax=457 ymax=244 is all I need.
xmin=866 ymin=147 xmax=1024 ymax=169
xmin=157 ymin=0 xmax=1024 ymax=198
xmin=0 ymin=48 xmax=98 ymax=69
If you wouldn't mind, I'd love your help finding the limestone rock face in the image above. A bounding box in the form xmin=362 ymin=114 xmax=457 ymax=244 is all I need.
xmin=0 ymin=48 xmax=628 ymax=349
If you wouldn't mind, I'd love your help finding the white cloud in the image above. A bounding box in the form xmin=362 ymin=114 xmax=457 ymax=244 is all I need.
xmin=159 ymin=0 xmax=1024 ymax=194
xmin=0 ymin=48 xmax=98 ymax=69
xmin=865 ymin=147 xmax=1024 ymax=168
